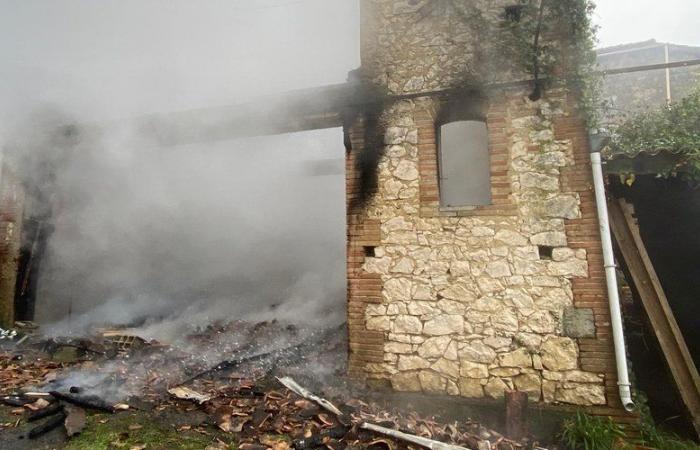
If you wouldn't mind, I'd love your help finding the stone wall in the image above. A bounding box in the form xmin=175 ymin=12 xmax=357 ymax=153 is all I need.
xmin=347 ymin=0 xmax=625 ymax=414
xmin=359 ymin=0 xmax=517 ymax=95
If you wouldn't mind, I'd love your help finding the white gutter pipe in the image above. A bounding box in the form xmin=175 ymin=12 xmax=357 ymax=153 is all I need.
xmin=589 ymin=138 xmax=635 ymax=412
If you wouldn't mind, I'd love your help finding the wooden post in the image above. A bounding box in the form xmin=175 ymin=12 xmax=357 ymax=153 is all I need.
xmin=505 ymin=390 xmax=528 ymax=440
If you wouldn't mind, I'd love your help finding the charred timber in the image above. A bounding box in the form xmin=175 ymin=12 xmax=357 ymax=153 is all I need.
xmin=27 ymin=402 xmax=65 ymax=422
xmin=181 ymin=326 xmax=341 ymax=385
xmin=48 ymin=391 xmax=115 ymax=413
xmin=1 ymin=395 xmax=33 ymax=407
xmin=27 ymin=411 xmax=67 ymax=439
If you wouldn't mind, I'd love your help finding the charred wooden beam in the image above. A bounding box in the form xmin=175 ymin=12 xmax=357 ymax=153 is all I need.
xmin=27 ymin=411 xmax=67 ymax=439
xmin=133 ymin=82 xmax=385 ymax=146
xmin=1 ymin=395 xmax=33 ymax=407
xmin=48 ymin=391 xmax=115 ymax=413
xmin=27 ymin=402 xmax=64 ymax=422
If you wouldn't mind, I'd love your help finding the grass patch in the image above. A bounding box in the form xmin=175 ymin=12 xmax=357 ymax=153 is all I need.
xmin=63 ymin=411 xmax=235 ymax=450
xmin=0 ymin=405 xmax=17 ymax=424
xmin=560 ymin=412 xmax=626 ymax=450
xmin=638 ymin=421 xmax=700 ymax=450
xmin=560 ymin=411 xmax=700 ymax=450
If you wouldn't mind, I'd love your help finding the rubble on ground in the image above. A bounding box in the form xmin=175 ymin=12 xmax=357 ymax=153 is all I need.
xmin=0 ymin=321 xmax=549 ymax=449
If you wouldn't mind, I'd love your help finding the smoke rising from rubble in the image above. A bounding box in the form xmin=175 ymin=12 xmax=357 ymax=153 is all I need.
xmin=0 ymin=0 xmax=360 ymax=339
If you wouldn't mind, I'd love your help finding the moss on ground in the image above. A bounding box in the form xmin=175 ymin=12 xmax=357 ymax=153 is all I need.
xmin=0 ymin=405 xmax=17 ymax=424
xmin=63 ymin=411 xmax=237 ymax=450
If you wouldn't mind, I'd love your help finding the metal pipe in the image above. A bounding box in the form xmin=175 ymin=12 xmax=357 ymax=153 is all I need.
xmin=664 ymin=44 xmax=672 ymax=105
xmin=590 ymin=150 xmax=635 ymax=412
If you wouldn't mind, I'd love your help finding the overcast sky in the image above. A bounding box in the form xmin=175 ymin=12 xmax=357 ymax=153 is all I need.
xmin=595 ymin=0 xmax=700 ymax=48
xmin=1 ymin=0 xmax=698 ymax=121
xmin=0 ymin=0 xmax=359 ymax=123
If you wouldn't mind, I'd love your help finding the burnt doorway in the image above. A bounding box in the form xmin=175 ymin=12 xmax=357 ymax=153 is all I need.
xmin=28 ymin=128 xmax=347 ymax=341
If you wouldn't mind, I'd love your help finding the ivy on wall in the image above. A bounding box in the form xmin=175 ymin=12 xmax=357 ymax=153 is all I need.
xmin=450 ymin=0 xmax=601 ymax=127
xmin=497 ymin=0 xmax=601 ymax=126
xmin=611 ymin=85 xmax=700 ymax=180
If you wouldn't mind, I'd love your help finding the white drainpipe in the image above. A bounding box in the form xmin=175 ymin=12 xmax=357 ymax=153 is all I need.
xmin=590 ymin=145 xmax=635 ymax=412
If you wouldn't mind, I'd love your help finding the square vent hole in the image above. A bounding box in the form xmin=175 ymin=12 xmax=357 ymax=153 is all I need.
xmin=539 ymin=245 xmax=554 ymax=260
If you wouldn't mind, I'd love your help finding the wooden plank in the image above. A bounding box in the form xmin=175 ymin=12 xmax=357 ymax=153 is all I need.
xmin=608 ymin=198 xmax=700 ymax=437
xmin=132 ymin=82 xmax=384 ymax=146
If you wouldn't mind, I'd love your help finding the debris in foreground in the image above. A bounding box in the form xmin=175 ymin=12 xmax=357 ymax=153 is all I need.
xmin=276 ymin=376 xmax=343 ymax=417
xmin=49 ymin=390 xmax=117 ymax=412
xmin=361 ymin=422 xmax=471 ymax=450
xmin=0 ymin=328 xmax=17 ymax=340
xmin=27 ymin=409 xmax=67 ymax=439
xmin=168 ymin=386 xmax=213 ymax=404
xmin=63 ymin=404 xmax=87 ymax=436
xmin=0 ymin=322 xmax=545 ymax=449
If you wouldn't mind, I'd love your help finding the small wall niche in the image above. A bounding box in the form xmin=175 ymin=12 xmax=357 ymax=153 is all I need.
xmin=538 ymin=245 xmax=554 ymax=260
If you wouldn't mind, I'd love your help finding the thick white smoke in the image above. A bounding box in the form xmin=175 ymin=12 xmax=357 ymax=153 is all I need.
xmin=0 ymin=0 xmax=360 ymax=340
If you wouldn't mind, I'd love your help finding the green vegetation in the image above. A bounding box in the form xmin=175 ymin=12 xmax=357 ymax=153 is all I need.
xmin=634 ymin=391 xmax=700 ymax=450
xmin=63 ymin=411 xmax=236 ymax=450
xmin=638 ymin=420 xmax=700 ymax=450
xmin=560 ymin=412 xmax=626 ymax=450
xmin=498 ymin=0 xmax=600 ymax=105
xmin=612 ymin=85 xmax=700 ymax=181
xmin=560 ymin=411 xmax=700 ymax=450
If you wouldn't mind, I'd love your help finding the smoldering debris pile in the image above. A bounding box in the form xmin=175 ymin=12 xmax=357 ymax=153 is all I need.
xmin=0 ymin=321 xmax=545 ymax=449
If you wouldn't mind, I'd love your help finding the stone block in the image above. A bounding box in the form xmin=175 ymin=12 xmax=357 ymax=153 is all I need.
xmin=498 ymin=348 xmax=532 ymax=368
xmin=449 ymin=260 xmax=471 ymax=277
xmin=440 ymin=283 xmax=477 ymax=302
xmin=531 ymin=231 xmax=568 ymax=247
xmin=485 ymin=260 xmax=512 ymax=278
xmin=385 ymin=342 xmax=413 ymax=354
xmin=494 ymin=229 xmax=528 ymax=246
xmin=419 ymin=370 xmax=447 ymax=393
xmin=391 ymin=372 xmax=421 ymax=392
xmin=384 ymin=278 xmax=412 ymax=301
xmin=520 ymin=172 xmax=559 ymax=191
xmin=397 ymin=355 xmax=430 ymax=371
xmin=513 ymin=373 xmax=542 ymax=401
xmin=394 ymin=315 xmax=423 ymax=334
xmin=437 ymin=299 xmax=466 ymax=315
xmin=539 ymin=195 xmax=580 ymax=219
xmin=459 ymin=378 xmax=484 ymax=398
xmin=484 ymin=378 xmax=509 ymax=399
xmin=407 ymin=301 xmax=439 ymax=316
xmin=417 ymin=336 xmax=451 ymax=358
xmin=423 ymin=314 xmax=464 ymax=335
xmin=390 ymin=257 xmax=415 ymax=274
xmin=459 ymin=342 xmax=496 ymax=364
xmin=460 ymin=360 xmax=489 ymax=378
xmin=555 ymin=384 xmax=606 ymax=405
xmin=432 ymin=358 xmax=460 ymax=379
xmin=548 ymin=259 xmax=588 ymax=277
xmin=562 ymin=307 xmax=596 ymax=338
xmin=541 ymin=336 xmax=578 ymax=371
xmin=366 ymin=316 xmax=391 ymax=331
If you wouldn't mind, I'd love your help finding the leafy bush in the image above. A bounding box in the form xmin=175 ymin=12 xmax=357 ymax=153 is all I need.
xmin=612 ymin=85 xmax=700 ymax=181
xmin=560 ymin=412 xmax=627 ymax=450
xmin=560 ymin=410 xmax=700 ymax=450
xmin=638 ymin=421 xmax=700 ymax=450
